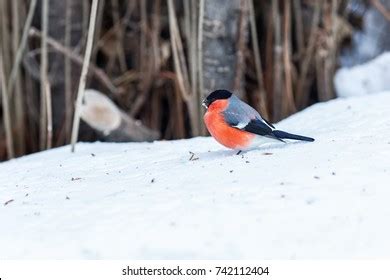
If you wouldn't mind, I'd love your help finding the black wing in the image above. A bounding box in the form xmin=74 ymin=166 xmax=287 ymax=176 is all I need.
xmin=224 ymin=113 xmax=274 ymax=136
xmin=241 ymin=119 xmax=273 ymax=136
xmin=243 ymin=120 xmax=284 ymax=142
xmin=262 ymin=118 xmax=275 ymax=129
xmin=222 ymin=95 xmax=278 ymax=137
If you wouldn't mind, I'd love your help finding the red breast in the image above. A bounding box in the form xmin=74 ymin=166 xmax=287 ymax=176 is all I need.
xmin=204 ymin=99 xmax=255 ymax=149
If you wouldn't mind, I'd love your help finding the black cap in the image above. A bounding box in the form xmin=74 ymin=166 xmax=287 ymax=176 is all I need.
xmin=202 ymin=89 xmax=233 ymax=108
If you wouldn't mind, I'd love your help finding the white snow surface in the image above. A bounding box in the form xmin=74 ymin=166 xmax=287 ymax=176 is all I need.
xmin=335 ymin=52 xmax=390 ymax=98
xmin=1 ymin=93 xmax=390 ymax=259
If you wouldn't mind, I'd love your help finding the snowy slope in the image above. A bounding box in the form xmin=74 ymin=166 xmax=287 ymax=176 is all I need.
xmin=335 ymin=52 xmax=390 ymax=97
xmin=1 ymin=92 xmax=390 ymax=259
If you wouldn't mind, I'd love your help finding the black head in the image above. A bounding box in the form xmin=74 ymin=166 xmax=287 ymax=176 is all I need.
xmin=202 ymin=89 xmax=233 ymax=108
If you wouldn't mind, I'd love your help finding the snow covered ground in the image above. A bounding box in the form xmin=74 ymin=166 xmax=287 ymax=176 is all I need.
xmin=335 ymin=52 xmax=390 ymax=97
xmin=1 ymin=92 xmax=390 ymax=259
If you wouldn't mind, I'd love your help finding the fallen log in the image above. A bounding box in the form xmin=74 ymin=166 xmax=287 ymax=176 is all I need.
xmin=80 ymin=89 xmax=160 ymax=142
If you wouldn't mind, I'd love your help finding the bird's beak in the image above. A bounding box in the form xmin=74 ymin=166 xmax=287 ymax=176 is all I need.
xmin=202 ymin=99 xmax=208 ymax=109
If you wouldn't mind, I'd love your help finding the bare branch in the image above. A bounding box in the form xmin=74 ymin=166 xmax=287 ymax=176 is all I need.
xmin=0 ymin=48 xmax=15 ymax=159
xmin=71 ymin=0 xmax=100 ymax=152
xmin=283 ymin=0 xmax=296 ymax=114
xmin=370 ymin=0 xmax=390 ymax=22
xmin=248 ymin=0 xmax=268 ymax=118
xmin=29 ymin=28 xmax=118 ymax=96
xmin=40 ymin=0 xmax=49 ymax=150
xmin=8 ymin=0 xmax=38 ymax=95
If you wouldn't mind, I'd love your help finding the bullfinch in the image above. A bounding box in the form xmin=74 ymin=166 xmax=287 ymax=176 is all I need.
xmin=203 ymin=89 xmax=314 ymax=150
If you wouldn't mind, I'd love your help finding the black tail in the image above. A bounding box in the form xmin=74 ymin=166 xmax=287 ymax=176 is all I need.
xmin=272 ymin=130 xmax=314 ymax=142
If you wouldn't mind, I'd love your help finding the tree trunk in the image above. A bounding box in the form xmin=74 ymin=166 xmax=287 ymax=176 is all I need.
xmin=201 ymin=0 xmax=247 ymax=99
